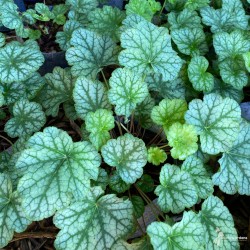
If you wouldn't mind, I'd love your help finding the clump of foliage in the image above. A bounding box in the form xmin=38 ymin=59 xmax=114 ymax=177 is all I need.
xmin=0 ymin=0 xmax=250 ymax=249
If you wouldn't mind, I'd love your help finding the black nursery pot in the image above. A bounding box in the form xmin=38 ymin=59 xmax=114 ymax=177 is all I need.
xmin=38 ymin=51 xmax=68 ymax=76
xmin=99 ymin=0 xmax=124 ymax=9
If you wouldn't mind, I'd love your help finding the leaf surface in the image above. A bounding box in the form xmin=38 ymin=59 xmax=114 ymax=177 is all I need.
xmin=16 ymin=127 xmax=101 ymax=220
xmin=101 ymin=133 xmax=147 ymax=184
xmin=119 ymin=21 xmax=182 ymax=81
xmin=185 ymin=93 xmax=241 ymax=154
xmin=213 ymin=121 xmax=250 ymax=195
xmin=54 ymin=192 xmax=134 ymax=250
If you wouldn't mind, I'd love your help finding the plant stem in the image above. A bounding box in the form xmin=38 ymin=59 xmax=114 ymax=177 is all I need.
xmin=159 ymin=0 xmax=167 ymax=16
xmin=101 ymin=70 xmax=109 ymax=89
xmin=0 ymin=135 xmax=13 ymax=146
xmin=135 ymin=184 xmax=165 ymax=221
xmin=147 ymin=128 xmax=163 ymax=146
xmin=115 ymin=121 xmax=123 ymax=136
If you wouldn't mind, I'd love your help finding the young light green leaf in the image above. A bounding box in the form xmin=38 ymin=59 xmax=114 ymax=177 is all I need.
xmin=167 ymin=123 xmax=198 ymax=160
xmin=168 ymin=9 xmax=203 ymax=30
xmin=4 ymin=99 xmax=46 ymax=138
xmin=188 ymin=56 xmax=214 ymax=92
xmin=213 ymin=30 xmax=250 ymax=61
xmin=109 ymin=172 xmax=131 ymax=193
xmin=213 ymin=121 xmax=250 ymax=195
xmin=155 ymin=164 xmax=198 ymax=213
xmin=108 ymin=68 xmax=148 ymax=118
xmin=101 ymin=133 xmax=147 ymax=184
xmin=151 ymin=98 xmax=187 ymax=133
xmin=16 ymin=127 xmax=101 ymax=220
xmin=218 ymin=58 xmax=248 ymax=90
xmin=85 ymin=109 xmax=115 ymax=150
xmin=119 ymin=21 xmax=182 ymax=81
xmin=125 ymin=0 xmax=161 ymax=21
xmin=56 ymin=20 xmax=82 ymax=51
xmin=147 ymin=147 xmax=167 ymax=166
xmin=66 ymin=28 xmax=119 ymax=78
xmin=185 ymin=93 xmax=241 ymax=154
xmin=87 ymin=6 xmax=126 ymax=42
xmin=85 ymin=109 xmax=114 ymax=133
xmin=39 ymin=67 xmax=76 ymax=117
xmin=0 ymin=173 xmax=31 ymax=248
xmin=198 ymin=195 xmax=239 ymax=250
xmin=147 ymin=211 xmax=205 ymax=250
xmin=0 ymin=40 xmax=44 ymax=83
xmin=146 ymin=73 xmax=185 ymax=100
xmin=171 ymin=28 xmax=207 ymax=56
xmin=182 ymin=155 xmax=214 ymax=199
xmin=73 ymin=77 xmax=111 ymax=119
xmin=54 ymin=193 xmax=134 ymax=250
xmin=0 ymin=33 xmax=5 ymax=47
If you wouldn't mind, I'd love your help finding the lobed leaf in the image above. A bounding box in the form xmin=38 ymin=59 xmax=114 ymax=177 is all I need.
xmin=66 ymin=28 xmax=119 ymax=78
xmin=155 ymin=164 xmax=198 ymax=213
xmin=108 ymin=68 xmax=148 ymax=118
xmin=73 ymin=77 xmax=111 ymax=119
xmin=213 ymin=121 xmax=250 ymax=195
xmin=4 ymin=99 xmax=46 ymax=138
xmin=16 ymin=127 xmax=101 ymax=220
xmin=185 ymin=93 xmax=241 ymax=154
xmin=147 ymin=211 xmax=205 ymax=250
xmin=54 ymin=192 xmax=134 ymax=250
xmin=101 ymin=133 xmax=147 ymax=184
xmin=119 ymin=21 xmax=182 ymax=81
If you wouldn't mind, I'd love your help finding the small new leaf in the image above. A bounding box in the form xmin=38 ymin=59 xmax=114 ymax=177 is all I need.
xmin=125 ymin=0 xmax=161 ymax=21
xmin=85 ymin=109 xmax=115 ymax=150
xmin=151 ymin=98 xmax=187 ymax=134
xmin=101 ymin=133 xmax=147 ymax=184
xmin=167 ymin=123 xmax=198 ymax=160
xmin=147 ymin=147 xmax=167 ymax=166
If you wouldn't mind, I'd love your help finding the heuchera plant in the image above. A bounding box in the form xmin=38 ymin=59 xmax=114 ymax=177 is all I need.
xmin=0 ymin=0 xmax=250 ymax=249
